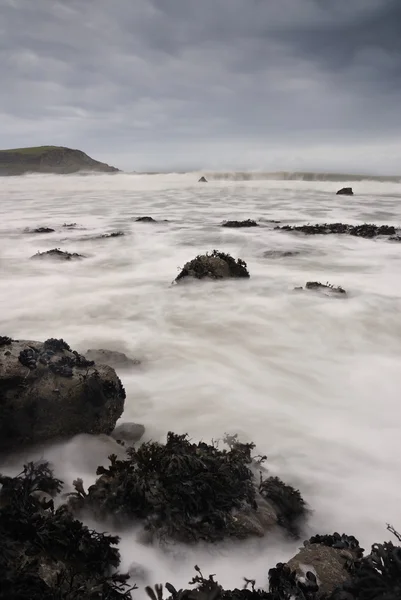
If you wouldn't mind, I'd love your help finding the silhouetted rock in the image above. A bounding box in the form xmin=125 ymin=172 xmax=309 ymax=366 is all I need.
xmin=336 ymin=187 xmax=354 ymax=195
xmin=276 ymin=222 xmax=397 ymax=239
xmin=198 ymin=176 xmax=207 ymax=182
xmin=222 ymin=219 xmax=259 ymax=228
xmin=0 ymin=338 xmax=125 ymax=452
xmin=175 ymin=250 xmax=250 ymax=282
xmin=31 ymin=248 xmax=85 ymax=260
xmin=135 ymin=216 xmax=157 ymax=223
xmin=84 ymin=349 xmax=141 ymax=370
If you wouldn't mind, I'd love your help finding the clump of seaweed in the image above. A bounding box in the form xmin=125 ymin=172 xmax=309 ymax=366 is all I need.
xmin=222 ymin=219 xmax=259 ymax=228
xmin=31 ymin=248 xmax=85 ymax=260
xmin=18 ymin=347 xmax=39 ymax=369
xmin=69 ymin=433 xmax=258 ymax=543
xmin=0 ymin=461 xmax=134 ymax=599
xmin=259 ymin=476 xmax=307 ymax=537
xmin=276 ymin=222 xmax=398 ymax=239
xmin=43 ymin=338 xmax=71 ymax=352
xmin=175 ymin=250 xmax=250 ymax=282
xmin=0 ymin=335 xmax=13 ymax=346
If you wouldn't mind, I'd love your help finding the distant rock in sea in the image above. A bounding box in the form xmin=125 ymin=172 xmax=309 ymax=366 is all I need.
xmin=336 ymin=187 xmax=354 ymax=195
xmin=0 ymin=146 xmax=119 ymax=176
xmin=198 ymin=176 xmax=207 ymax=182
xmin=222 ymin=219 xmax=259 ymax=228
xmin=175 ymin=250 xmax=250 ymax=282
xmin=31 ymin=248 xmax=85 ymax=260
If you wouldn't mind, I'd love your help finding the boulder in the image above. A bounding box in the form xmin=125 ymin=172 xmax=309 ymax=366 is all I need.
xmin=222 ymin=219 xmax=259 ymax=228
xmin=336 ymin=187 xmax=353 ymax=195
xmin=198 ymin=176 xmax=207 ymax=182
xmin=175 ymin=250 xmax=250 ymax=282
xmin=31 ymin=248 xmax=85 ymax=260
xmin=84 ymin=349 xmax=140 ymax=370
xmin=0 ymin=337 xmax=125 ymax=452
xmin=135 ymin=216 xmax=157 ymax=223
xmin=111 ymin=422 xmax=145 ymax=445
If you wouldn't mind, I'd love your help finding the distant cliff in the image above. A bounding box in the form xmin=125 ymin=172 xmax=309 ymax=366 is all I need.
xmin=0 ymin=146 xmax=120 ymax=175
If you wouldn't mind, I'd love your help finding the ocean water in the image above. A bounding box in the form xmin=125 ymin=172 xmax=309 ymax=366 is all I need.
xmin=0 ymin=172 xmax=401 ymax=592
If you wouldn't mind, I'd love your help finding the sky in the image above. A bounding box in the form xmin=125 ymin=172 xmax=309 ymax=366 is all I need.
xmin=1 ymin=0 xmax=401 ymax=173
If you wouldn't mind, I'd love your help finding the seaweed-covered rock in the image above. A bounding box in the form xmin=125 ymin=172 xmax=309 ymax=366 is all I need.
xmin=336 ymin=187 xmax=353 ymax=195
xmin=85 ymin=348 xmax=141 ymax=370
xmin=111 ymin=422 xmax=146 ymax=445
xmin=100 ymin=231 xmax=125 ymax=238
xmin=0 ymin=335 xmax=13 ymax=346
xmin=295 ymin=282 xmax=347 ymax=297
xmin=222 ymin=219 xmax=259 ymax=228
xmin=0 ymin=461 xmax=134 ymax=599
xmin=0 ymin=338 xmax=125 ymax=452
xmin=276 ymin=222 xmax=397 ymax=239
xmin=175 ymin=250 xmax=250 ymax=282
xmin=136 ymin=216 xmax=157 ymax=223
xmin=26 ymin=227 xmax=55 ymax=234
xmin=68 ymin=433 xmax=306 ymax=544
xmin=31 ymin=248 xmax=85 ymax=260
xmin=198 ymin=176 xmax=208 ymax=182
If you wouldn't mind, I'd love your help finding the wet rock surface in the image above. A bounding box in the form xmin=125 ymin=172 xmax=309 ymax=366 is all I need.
xmin=175 ymin=250 xmax=250 ymax=282
xmin=336 ymin=187 xmax=354 ymax=195
xmin=276 ymin=222 xmax=398 ymax=239
xmin=295 ymin=282 xmax=347 ymax=297
xmin=68 ymin=433 xmax=307 ymax=544
xmin=31 ymin=248 xmax=85 ymax=260
xmin=0 ymin=338 xmax=125 ymax=452
xmin=84 ymin=348 xmax=141 ymax=370
xmin=222 ymin=219 xmax=259 ymax=228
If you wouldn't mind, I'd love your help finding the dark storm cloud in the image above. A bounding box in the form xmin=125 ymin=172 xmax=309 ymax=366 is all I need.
xmin=0 ymin=0 xmax=400 ymax=171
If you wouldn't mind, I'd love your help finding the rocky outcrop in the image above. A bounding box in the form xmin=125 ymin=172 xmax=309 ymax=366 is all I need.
xmin=25 ymin=227 xmax=55 ymax=234
xmin=222 ymin=219 xmax=259 ymax=228
xmin=84 ymin=349 xmax=141 ymax=370
xmin=135 ymin=216 xmax=157 ymax=223
xmin=0 ymin=337 xmax=125 ymax=452
xmin=31 ymin=248 xmax=85 ymax=260
xmin=336 ymin=187 xmax=354 ymax=195
xmin=295 ymin=282 xmax=347 ymax=297
xmin=276 ymin=222 xmax=397 ymax=239
xmin=175 ymin=250 xmax=250 ymax=282
xmin=0 ymin=146 xmax=119 ymax=176
xmin=198 ymin=176 xmax=207 ymax=182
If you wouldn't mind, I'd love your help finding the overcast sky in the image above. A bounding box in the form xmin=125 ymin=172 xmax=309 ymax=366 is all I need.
xmin=1 ymin=0 xmax=401 ymax=173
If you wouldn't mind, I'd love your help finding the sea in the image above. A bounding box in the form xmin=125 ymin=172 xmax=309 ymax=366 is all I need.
xmin=0 ymin=171 xmax=400 ymax=593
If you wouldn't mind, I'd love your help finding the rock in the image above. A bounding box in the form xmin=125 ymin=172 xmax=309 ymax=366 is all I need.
xmin=198 ymin=176 xmax=207 ymax=182
xmin=295 ymin=282 xmax=347 ymax=297
xmin=0 ymin=338 xmax=125 ymax=452
xmin=276 ymin=222 xmax=397 ymax=239
xmin=287 ymin=542 xmax=357 ymax=598
xmin=175 ymin=250 xmax=250 ymax=282
xmin=62 ymin=222 xmax=78 ymax=228
xmin=111 ymin=422 xmax=145 ymax=445
xmin=389 ymin=235 xmax=401 ymax=242
xmin=135 ymin=216 xmax=157 ymax=223
xmin=222 ymin=219 xmax=259 ymax=228
xmin=25 ymin=227 xmax=55 ymax=234
xmin=336 ymin=187 xmax=354 ymax=195
xmin=100 ymin=231 xmax=125 ymax=238
xmin=84 ymin=349 xmax=140 ymax=370
xmin=263 ymin=250 xmax=300 ymax=258
xmin=31 ymin=248 xmax=85 ymax=260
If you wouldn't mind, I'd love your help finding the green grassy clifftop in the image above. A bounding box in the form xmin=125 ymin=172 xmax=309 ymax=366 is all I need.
xmin=0 ymin=146 xmax=120 ymax=175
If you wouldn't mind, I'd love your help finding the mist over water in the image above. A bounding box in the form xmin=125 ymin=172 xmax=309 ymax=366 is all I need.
xmin=1 ymin=172 xmax=401 ymax=592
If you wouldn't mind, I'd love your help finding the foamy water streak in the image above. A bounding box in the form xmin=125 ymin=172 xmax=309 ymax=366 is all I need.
xmin=1 ymin=173 xmax=401 ymax=591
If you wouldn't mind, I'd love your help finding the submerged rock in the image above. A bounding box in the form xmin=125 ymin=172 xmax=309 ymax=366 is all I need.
xmin=0 ymin=338 xmax=126 ymax=452
xmin=26 ymin=227 xmax=55 ymax=234
xmin=68 ymin=432 xmax=307 ymax=544
xmin=31 ymin=248 xmax=85 ymax=260
xmin=263 ymin=250 xmax=300 ymax=258
xmin=222 ymin=219 xmax=259 ymax=228
xmin=100 ymin=231 xmax=125 ymax=238
xmin=276 ymin=222 xmax=397 ymax=239
xmin=175 ymin=250 xmax=250 ymax=282
xmin=136 ymin=216 xmax=157 ymax=223
xmin=336 ymin=187 xmax=354 ymax=195
xmin=85 ymin=348 xmax=141 ymax=370
xmin=295 ymin=282 xmax=347 ymax=297
xmin=0 ymin=462 xmax=133 ymax=599
xmin=198 ymin=176 xmax=207 ymax=182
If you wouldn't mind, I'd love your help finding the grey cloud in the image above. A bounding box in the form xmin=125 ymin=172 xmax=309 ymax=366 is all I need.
xmin=0 ymin=0 xmax=400 ymax=172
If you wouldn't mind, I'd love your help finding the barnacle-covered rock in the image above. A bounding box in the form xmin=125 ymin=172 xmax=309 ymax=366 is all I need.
xmin=276 ymin=222 xmax=397 ymax=239
xmin=0 ymin=338 xmax=125 ymax=452
xmin=222 ymin=219 xmax=259 ymax=228
xmin=175 ymin=250 xmax=250 ymax=282
xmin=0 ymin=461 xmax=134 ymax=599
xmin=68 ymin=433 xmax=307 ymax=544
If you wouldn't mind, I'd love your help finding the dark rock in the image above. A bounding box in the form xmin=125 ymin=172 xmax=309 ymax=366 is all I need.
xmin=336 ymin=187 xmax=354 ymax=195
xmin=68 ymin=433 xmax=306 ymax=544
xmin=0 ymin=336 xmax=13 ymax=346
xmin=0 ymin=338 xmax=125 ymax=452
xmin=175 ymin=250 xmax=250 ymax=282
xmin=259 ymin=476 xmax=307 ymax=537
xmin=222 ymin=219 xmax=259 ymax=228
xmin=300 ymin=282 xmax=347 ymax=297
xmin=100 ymin=231 xmax=125 ymax=238
xmin=136 ymin=216 xmax=157 ymax=223
xmin=0 ymin=461 xmax=134 ymax=599
xmin=111 ymin=422 xmax=145 ymax=445
xmin=389 ymin=235 xmax=401 ymax=242
xmin=62 ymin=222 xmax=78 ymax=228
xmin=263 ymin=250 xmax=300 ymax=258
xmin=276 ymin=222 xmax=397 ymax=239
xmin=31 ymin=248 xmax=85 ymax=260
xmin=84 ymin=349 xmax=141 ymax=370
xmin=27 ymin=227 xmax=55 ymax=234
xmin=198 ymin=176 xmax=208 ymax=182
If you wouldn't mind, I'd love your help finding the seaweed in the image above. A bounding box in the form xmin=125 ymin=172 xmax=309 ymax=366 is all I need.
xmin=0 ymin=335 xmax=13 ymax=346
xmin=0 ymin=461 xmax=134 ymax=599
xmin=18 ymin=347 xmax=39 ymax=369
xmin=43 ymin=338 xmax=71 ymax=352
xmin=275 ymin=223 xmax=397 ymax=239
xmin=259 ymin=476 xmax=307 ymax=537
